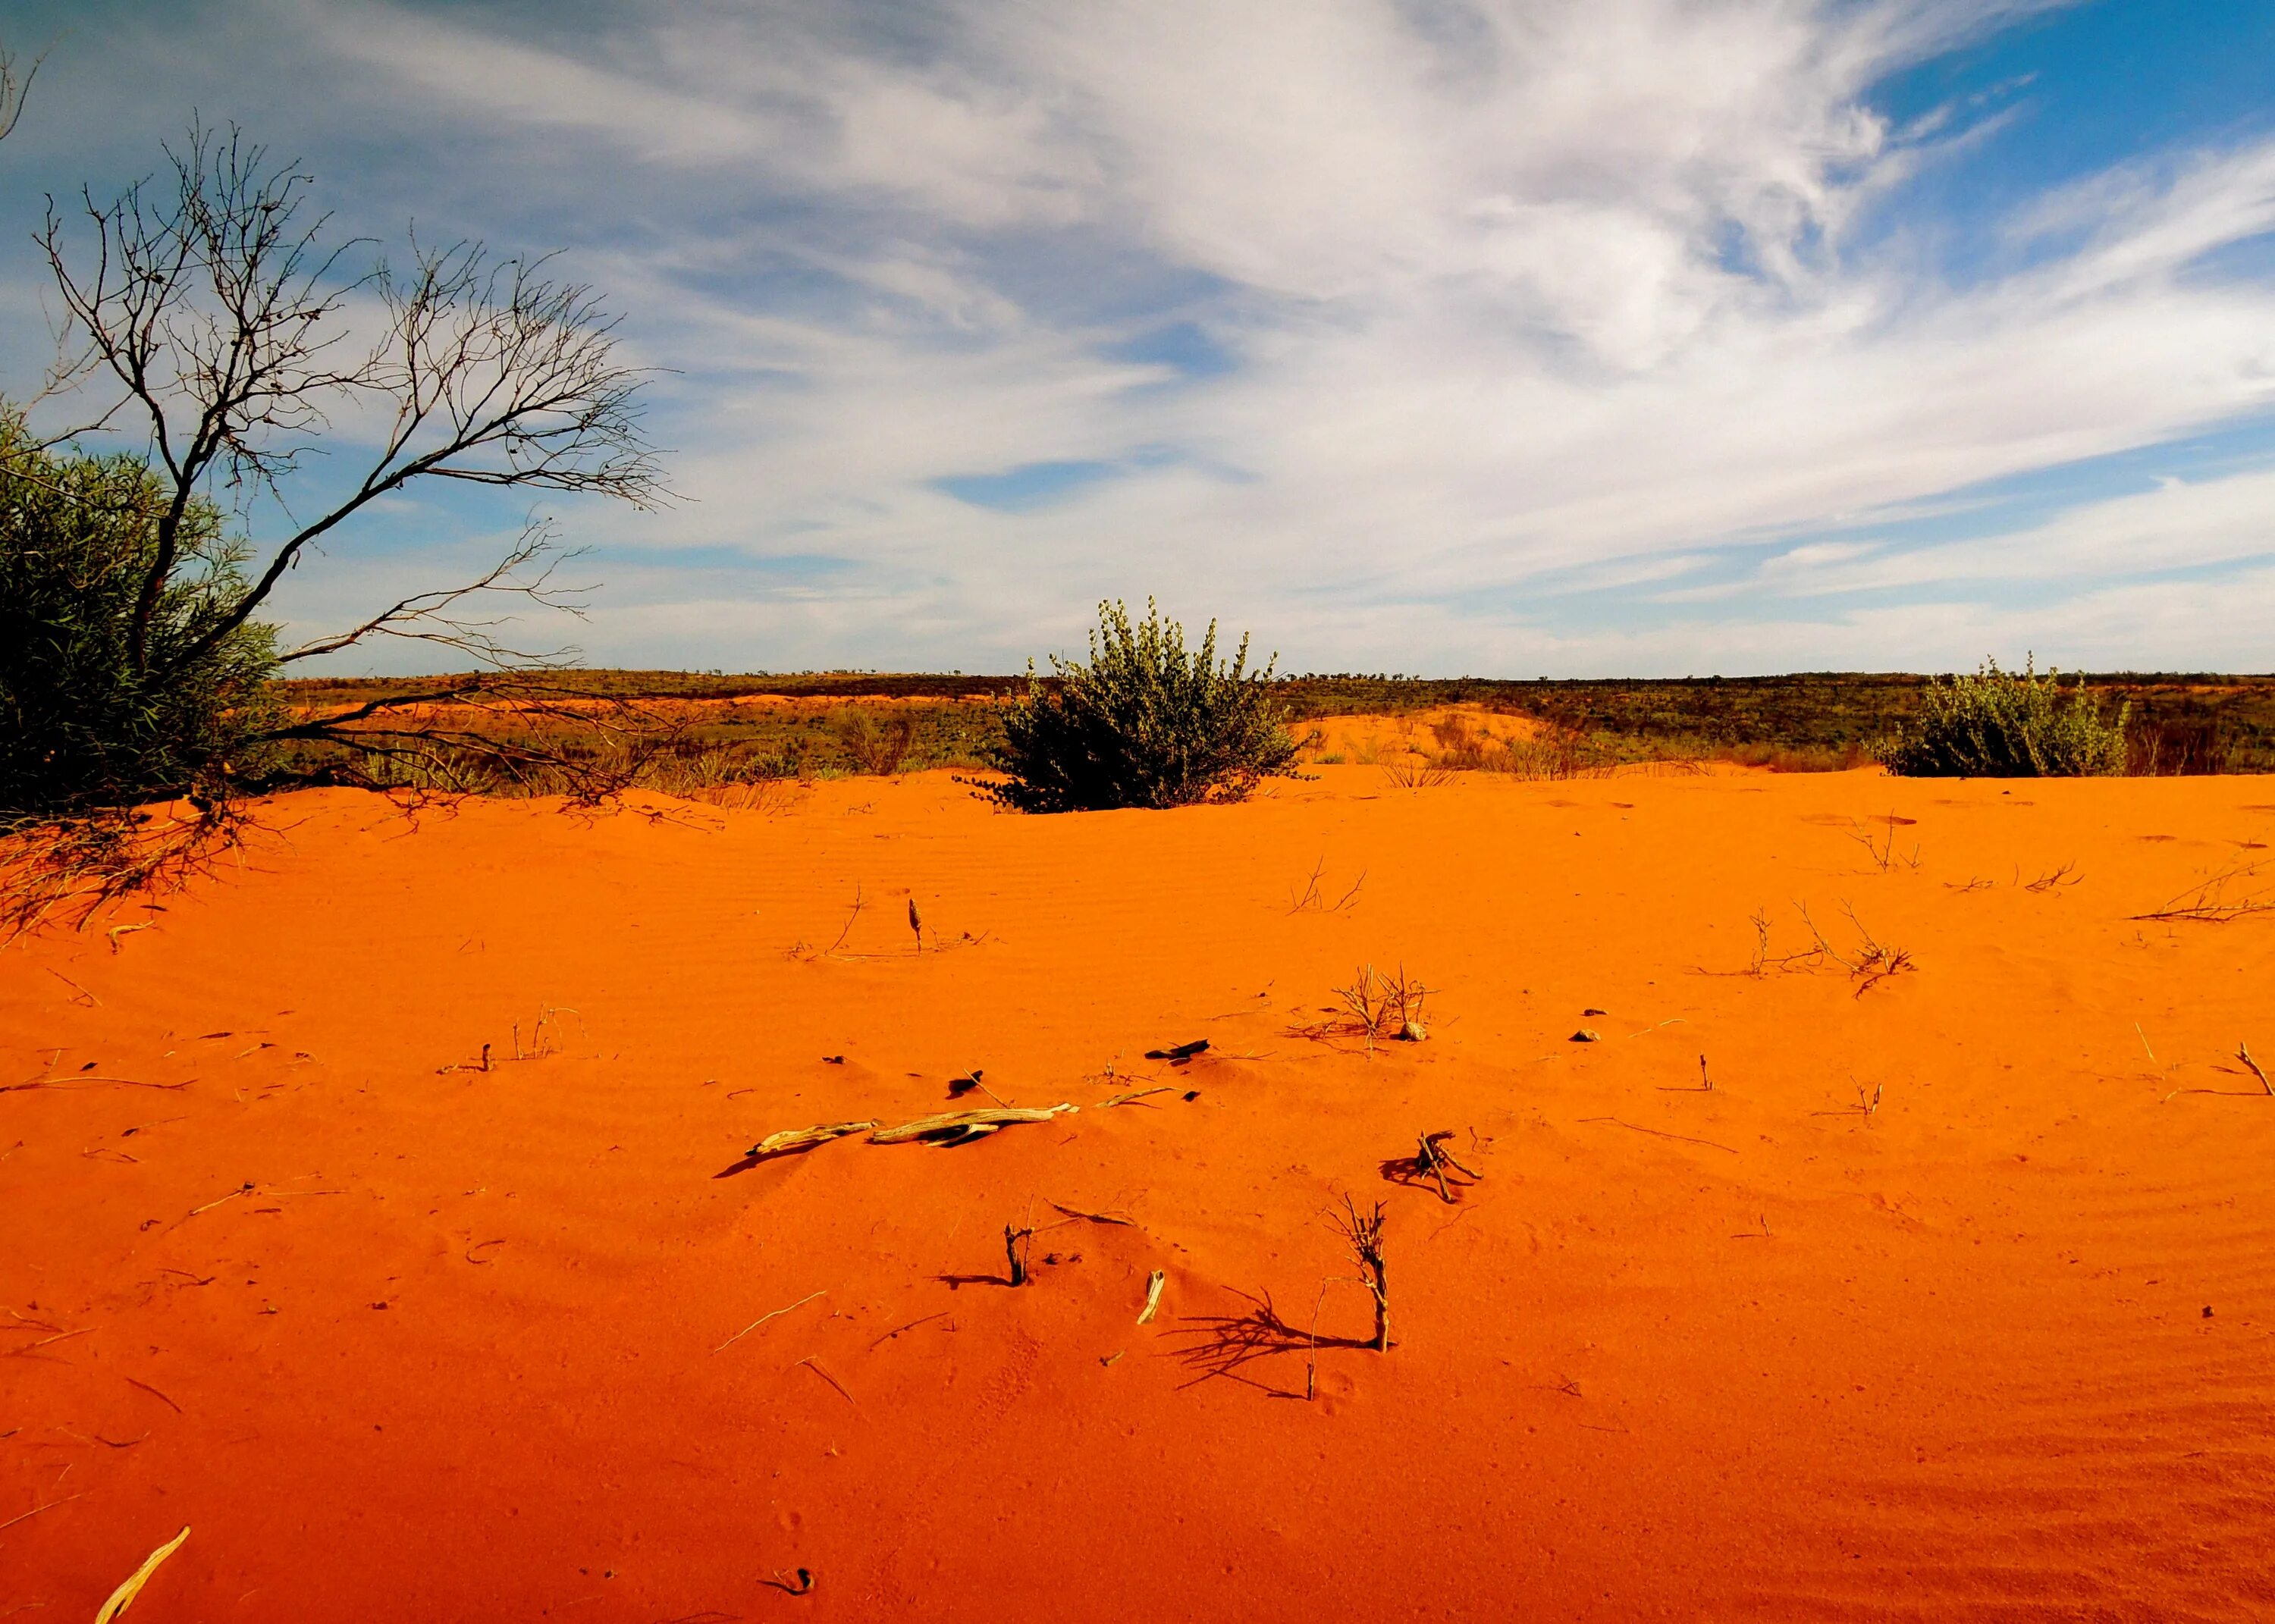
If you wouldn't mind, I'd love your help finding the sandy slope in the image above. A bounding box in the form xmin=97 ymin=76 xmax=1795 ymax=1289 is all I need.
xmin=5 ymin=768 xmax=2273 ymax=1622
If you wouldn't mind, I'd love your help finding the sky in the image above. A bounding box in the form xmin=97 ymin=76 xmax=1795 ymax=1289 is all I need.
xmin=2 ymin=0 xmax=2273 ymax=676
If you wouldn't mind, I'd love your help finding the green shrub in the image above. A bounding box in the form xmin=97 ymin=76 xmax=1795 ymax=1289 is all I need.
xmin=0 ymin=419 xmax=281 ymax=820
xmin=1876 ymin=659 xmax=2128 ymax=777
xmin=983 ymin=599 xmax=1298 ymax=811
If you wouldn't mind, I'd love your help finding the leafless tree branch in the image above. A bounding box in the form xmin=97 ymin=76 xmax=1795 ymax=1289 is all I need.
xmin=0 ymin=42 xmax=42 ymax=144
xmin=39 ymin=121 xmax=667 ymax=679
xmin=278 ymin=518 xmax=592 ymax=667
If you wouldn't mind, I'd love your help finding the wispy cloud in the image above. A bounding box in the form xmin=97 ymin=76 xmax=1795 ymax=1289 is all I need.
xmin=6 ymin=0 xmax=2273 ymax=672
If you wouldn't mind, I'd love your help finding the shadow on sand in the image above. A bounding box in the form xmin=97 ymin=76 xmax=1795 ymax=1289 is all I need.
xmin=1161 ymin=1288 xmax=1373 ymax=1398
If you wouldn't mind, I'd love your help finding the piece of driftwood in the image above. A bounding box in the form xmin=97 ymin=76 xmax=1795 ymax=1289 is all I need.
xmin=870 ymin=1104 xmax=1076 ymax=1146
xmin=747 ymin=1121 xmax=877 ymax=1159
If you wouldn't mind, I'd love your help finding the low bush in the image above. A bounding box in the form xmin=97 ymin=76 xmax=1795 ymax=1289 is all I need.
xmin=1 ymin=421 xmax=281 ymax=822
xmin=982 ymin=600 xmax=1298 ymax=811
xmin=835 ymin=707 xmax=918 ymax=775
xmin=1876 ymin=659 xmax=2127 ymax=777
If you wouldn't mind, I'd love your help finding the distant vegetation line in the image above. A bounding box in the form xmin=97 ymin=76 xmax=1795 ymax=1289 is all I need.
xmin=277 ymin=669 xmax=2275 ymax=776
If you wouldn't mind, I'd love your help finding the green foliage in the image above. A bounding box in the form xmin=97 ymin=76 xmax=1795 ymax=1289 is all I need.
xmin=984 ymin=600 xmax=1298 ymax=812
xmin=1876 ymin=659 xmax=2129 ymax=778
xmin=0 ymin=418 xmax=281 ymax=820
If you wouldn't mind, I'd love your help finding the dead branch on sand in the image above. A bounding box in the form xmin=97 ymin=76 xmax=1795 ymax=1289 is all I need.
xmin=1412 ymin=1130 xmax=1482 ymax=1203
xmin=2131 ymin=859 xmax=2274 ymax=924
xmin=869 ymin=1103 xmax=1076 ymax=1146
xmin=745 ymin=1121 xmax=877 ymax=1160
xmin=2236 ymin=1041 xmax=2272 ymax=1096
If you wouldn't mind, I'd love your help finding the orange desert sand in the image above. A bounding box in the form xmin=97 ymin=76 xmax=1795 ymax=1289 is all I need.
xmin=5 ymin=765 xmax=2273 ymax=1620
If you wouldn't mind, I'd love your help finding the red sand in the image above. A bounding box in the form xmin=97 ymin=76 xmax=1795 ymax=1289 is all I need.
xmin=5 ymin=768 xmax=2273 ymax=1620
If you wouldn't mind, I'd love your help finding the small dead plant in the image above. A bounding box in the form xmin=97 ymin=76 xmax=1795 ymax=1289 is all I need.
xmin=1304 ymin=961 xmax=1432 ymax=1051
xmin=1848 ymin=814 xmax=1922 ymax=873
xmin=1305 ymin=1195 xmax=1394 ymax=1395
xmin=1731 ymin=901 xmax=1916 ymax=995
xmin=2022 ymin=860 xmax=2082 ymax=893
xmin=2131 ymin=859 xmax=2274 ymax=924
xmin=1287 ymin=857 xmax=1365 ymax=914
xmin=516 ymin=1005 xmax=579 ymax=1061
xmin=1328 ymin=1196 xmax=1390 ymax=1353
xmin=1813 ymin=1080 xmax=1884 ymax=1121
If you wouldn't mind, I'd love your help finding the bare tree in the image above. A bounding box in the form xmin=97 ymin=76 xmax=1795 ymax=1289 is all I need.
xmin=0 ymin=42 xmax=39 ymax=143
xmin=40 ymin=121 xmax=665 ymax=682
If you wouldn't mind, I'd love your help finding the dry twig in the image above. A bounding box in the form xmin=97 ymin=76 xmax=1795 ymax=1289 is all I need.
xmin=2239 ymin=1042 xmax=2273 ymax=1097
xmin=869 ymin=1104 xmax=1075 ymax=1146
xmin=2131 ymin=859 xmax=2273 ymax=924
xmin=1049 ymin=1201 xmax=1135 ymax=1227
xmin=713 ymin=1290 xmax=827 ymax=1353
xmin=794 ymin=1356 xmax=855 ymax=1406
xmin=745 ymin=1121 xmax=876 ymax=1159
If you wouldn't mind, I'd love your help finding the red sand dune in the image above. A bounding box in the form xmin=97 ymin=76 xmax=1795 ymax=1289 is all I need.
xmin=5 ymin=768 xmax=2274 ymax=1620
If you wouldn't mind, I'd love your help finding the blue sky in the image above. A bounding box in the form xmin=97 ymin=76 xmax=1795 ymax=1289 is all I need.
xmin=2 ymin=0 xmax=2272 ymax=675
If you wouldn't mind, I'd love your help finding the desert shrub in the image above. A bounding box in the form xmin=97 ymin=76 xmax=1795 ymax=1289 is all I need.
xmin=1 ymin=421 xmax=281 ymax=821
xmin=982 ymin=599 xmax=1298 ymax=811
xmin=1876 ymin=659 xmax=2128 ymax=778
xmin=835 ymin=707 xmax=918 ymax=775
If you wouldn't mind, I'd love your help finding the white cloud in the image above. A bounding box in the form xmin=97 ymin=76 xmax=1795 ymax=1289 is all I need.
xmin=16 ymin=0 xmax=2275 ymax=672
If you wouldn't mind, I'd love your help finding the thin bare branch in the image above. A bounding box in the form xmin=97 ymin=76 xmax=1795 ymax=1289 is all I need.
xmin=0 ymin=42 xmax=44 ymax=143
xmin=278 ymin=519 xmax=591 ymax=667
xmin=37 ymin=123 xmax=667 ymax=679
